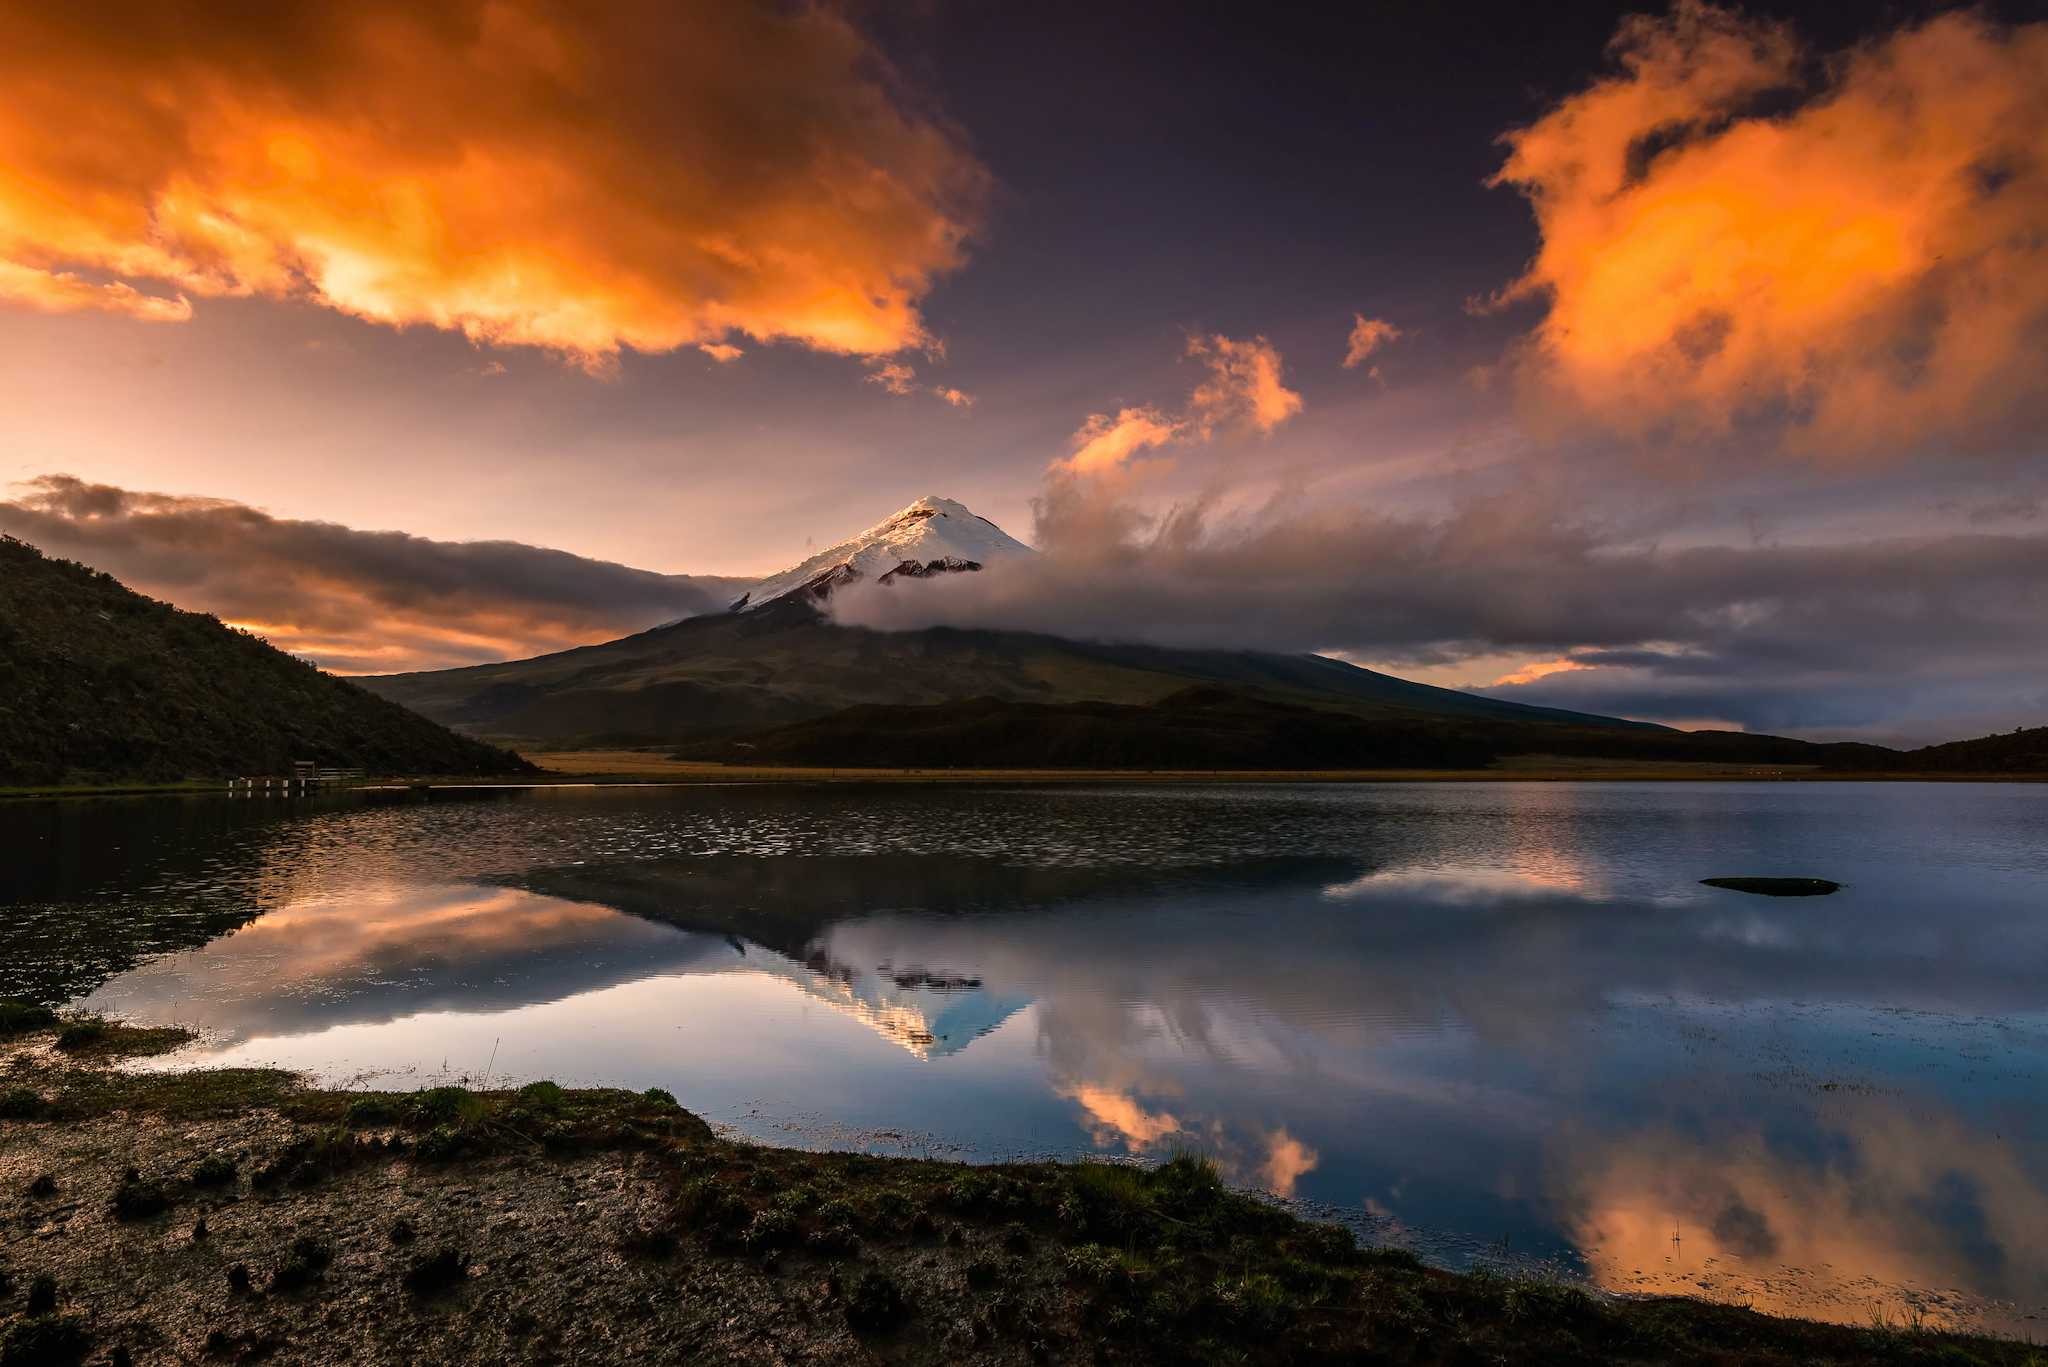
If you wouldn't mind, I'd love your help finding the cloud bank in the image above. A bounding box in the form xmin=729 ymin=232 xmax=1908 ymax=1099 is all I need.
xmin=0 ymin=1 xmax=987 ymax=369
xmin=1490 ymin=4 xmax=2048 ymax=455
xmin=831 ymin=483 xmax=2048 ymax=739
xmin=0 ymin=476 xmax=741 ymax=673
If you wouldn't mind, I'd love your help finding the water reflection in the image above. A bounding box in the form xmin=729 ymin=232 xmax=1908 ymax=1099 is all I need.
xmin=83 ymin=882 xmax=723 ymax=1040
xmin=1556 ymin=1094 xmax=2048 ymax=1327
xmin=7 ymin=783 xmax=2046 ymax=1332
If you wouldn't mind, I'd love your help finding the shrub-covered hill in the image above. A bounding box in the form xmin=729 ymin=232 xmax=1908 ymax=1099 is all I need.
xmin=0 ymin=536 xmax=532 ymax=785
xmin=1879 ymin=725 xmax=2048 ymax=773
xmin=673 ymin=687 xmax=1903 ymax=772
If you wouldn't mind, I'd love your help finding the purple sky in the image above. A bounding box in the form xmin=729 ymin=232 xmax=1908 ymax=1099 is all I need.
xmin=1 ymin=0 xmax=2043 ymax=742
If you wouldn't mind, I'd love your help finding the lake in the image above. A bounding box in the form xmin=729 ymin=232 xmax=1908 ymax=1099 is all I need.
xmin=6 ymin=781 xmax=2045 ymax=1333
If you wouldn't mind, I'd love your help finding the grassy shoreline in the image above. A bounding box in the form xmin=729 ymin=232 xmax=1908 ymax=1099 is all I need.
xmin=9 ymin=755 xmax=2044 ymax=800
xmin=0 ymin=1018 xmax=2037 ymax=1365
xmin=526 ymin=750 xmax=2048 ymax=785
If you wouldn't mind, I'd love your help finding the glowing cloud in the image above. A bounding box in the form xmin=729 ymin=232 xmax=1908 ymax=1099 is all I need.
xmin=1490 ymin=656 xmax=1595 ymax=688
xmin=1342 ymin=315 xmax=1402 ymax=370
xmin=1490 ymin=4 xmax=2048 ymax=454
xmin=1188 ymin=334 xmax=1304 ymax=434
xmin=865 ymin=361 xmax=920 ymax=397
xmin=0 ymin=2 xmax=987 ymax=370
xmin=0 ymin=260 xmax=192 ymax=322
xmin=1054 ymin=334 xmax=1303 ymax=476
xmin=934 ymin=386 xmax=976 ymax=409
xmin=1060 ymin=407 xmax=1185 ymax=476
xmin=697 ymin=343 xmax=744 ymax=364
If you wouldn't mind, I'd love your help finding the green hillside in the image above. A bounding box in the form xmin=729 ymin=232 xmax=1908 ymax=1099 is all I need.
xmin=0 ymin=536 xmax=532 ymax=785
xmin=363 ymin=594 xmax=1661 ymax=747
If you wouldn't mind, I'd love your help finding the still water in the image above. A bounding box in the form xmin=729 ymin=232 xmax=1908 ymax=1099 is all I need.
xmin=6 ymin=782 xmax=2046 ymax=1332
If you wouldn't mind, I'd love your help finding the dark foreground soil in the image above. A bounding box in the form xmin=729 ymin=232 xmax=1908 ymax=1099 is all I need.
xmin=0 ymin=1014 xmax=2039 ymax=1366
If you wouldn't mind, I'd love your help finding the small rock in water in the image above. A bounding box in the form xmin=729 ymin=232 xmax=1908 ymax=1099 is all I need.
xmin=1700 ymin=877 xmax=1841 ymax=897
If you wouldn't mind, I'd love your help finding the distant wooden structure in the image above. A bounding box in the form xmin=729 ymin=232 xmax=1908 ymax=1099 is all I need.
xmin=228 ymin=761 xmax=366 ymax=796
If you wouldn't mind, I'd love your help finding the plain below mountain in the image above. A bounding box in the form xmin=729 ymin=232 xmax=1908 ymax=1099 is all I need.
xmin=672 ymin=688 xmax=1910 ymax=772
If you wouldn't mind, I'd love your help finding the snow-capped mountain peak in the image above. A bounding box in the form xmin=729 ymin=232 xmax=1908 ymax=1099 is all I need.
xmin=731 ymin=495 xmax=1032 ymax=611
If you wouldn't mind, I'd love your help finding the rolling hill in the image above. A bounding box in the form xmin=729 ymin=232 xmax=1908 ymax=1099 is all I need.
xmin=0 ymin=535 xmax=532 ymax=785
xmin=1875 ymin=726 xmax=2048 ymax=773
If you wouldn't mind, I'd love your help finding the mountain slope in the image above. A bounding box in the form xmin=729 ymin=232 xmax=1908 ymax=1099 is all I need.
xmin=0 ymin=536 xmax=532 ymax=784
xmin=363 ymin=493 xmax=1667 ymax=749
xmin=364 ymin=588 xmax=1660 ymax=747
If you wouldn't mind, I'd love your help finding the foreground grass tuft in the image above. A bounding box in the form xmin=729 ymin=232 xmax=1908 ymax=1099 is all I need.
xmin=0 ymin=1312 xmax=91 ymax=1367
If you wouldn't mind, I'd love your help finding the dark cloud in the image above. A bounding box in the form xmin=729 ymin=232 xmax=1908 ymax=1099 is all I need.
xmin=830 ymin=478 xmax=2048 ymax=741
xmin=0 ymin=476 xmax=742 ymax=672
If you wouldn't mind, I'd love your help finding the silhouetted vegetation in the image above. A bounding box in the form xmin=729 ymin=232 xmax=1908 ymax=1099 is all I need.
xmin=0 ymin=535 xmax=533 ymax=785
xmin=1863 ymin=725 xmax=2048 ymax=773
xmin=679 ymin=688 xmax=1504 ymax=769
xmin=675 ymin=687 xmax=2047 ymax=774
xmin=669 ymin=687 xmax=1855 ymax=771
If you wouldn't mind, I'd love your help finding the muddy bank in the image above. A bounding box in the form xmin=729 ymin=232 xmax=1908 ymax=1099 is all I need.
xmin=0 ymin=1020 xmax=2033 ymax=1366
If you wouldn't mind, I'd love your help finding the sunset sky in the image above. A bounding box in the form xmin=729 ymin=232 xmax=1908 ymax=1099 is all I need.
xmin=2 ymin=0 xmax=2044 ymax=741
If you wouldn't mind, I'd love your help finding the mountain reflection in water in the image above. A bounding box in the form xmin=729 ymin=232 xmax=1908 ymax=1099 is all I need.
xmin=7 ymin=782 xmax=2044 ymax=1333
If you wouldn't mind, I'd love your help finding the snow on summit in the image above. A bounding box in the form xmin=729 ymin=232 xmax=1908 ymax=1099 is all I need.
xmin=733 ymin=496 xmax=1032 ymax=611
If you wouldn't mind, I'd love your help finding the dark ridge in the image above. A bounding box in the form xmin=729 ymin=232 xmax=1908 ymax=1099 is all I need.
xmin=361 ymin=592 xmax=1668 ymax=748
xmin=0 ymin=535 xmax=533 ymax=785
xmin=1875 ymin=726 xmax=2048 ymax=773
xmin=671 ymin=688 xmax=1903 ymax=772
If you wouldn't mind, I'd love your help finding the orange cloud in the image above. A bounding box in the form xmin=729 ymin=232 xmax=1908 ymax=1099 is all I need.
xmin=1188 ymin=334 xmax=1304 ymax=434
xmin=0 ymin=260 xmax=192 ymax=321
xmin=1061 ymin=407 xmax=1185 ymax=476
xmin=1342 ymin=315 xmax=1402 ymax=369
xmin=697 ymin=343 xmax=743 ymax=364
xmin=1490 ymin=656 xmax=1594 ymax=688
xmin=0 ymin=2 xmax=987 ymax=371
xmin=866 ymin=361 xmax=919 ymax=396
xmin=1490 ymin=4 xmax=2048 ymax=455
xmin=934 ymin=386 xmax=975 ymax=409
xmin=1054 ymin=334 xmax=1303 ymax=477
